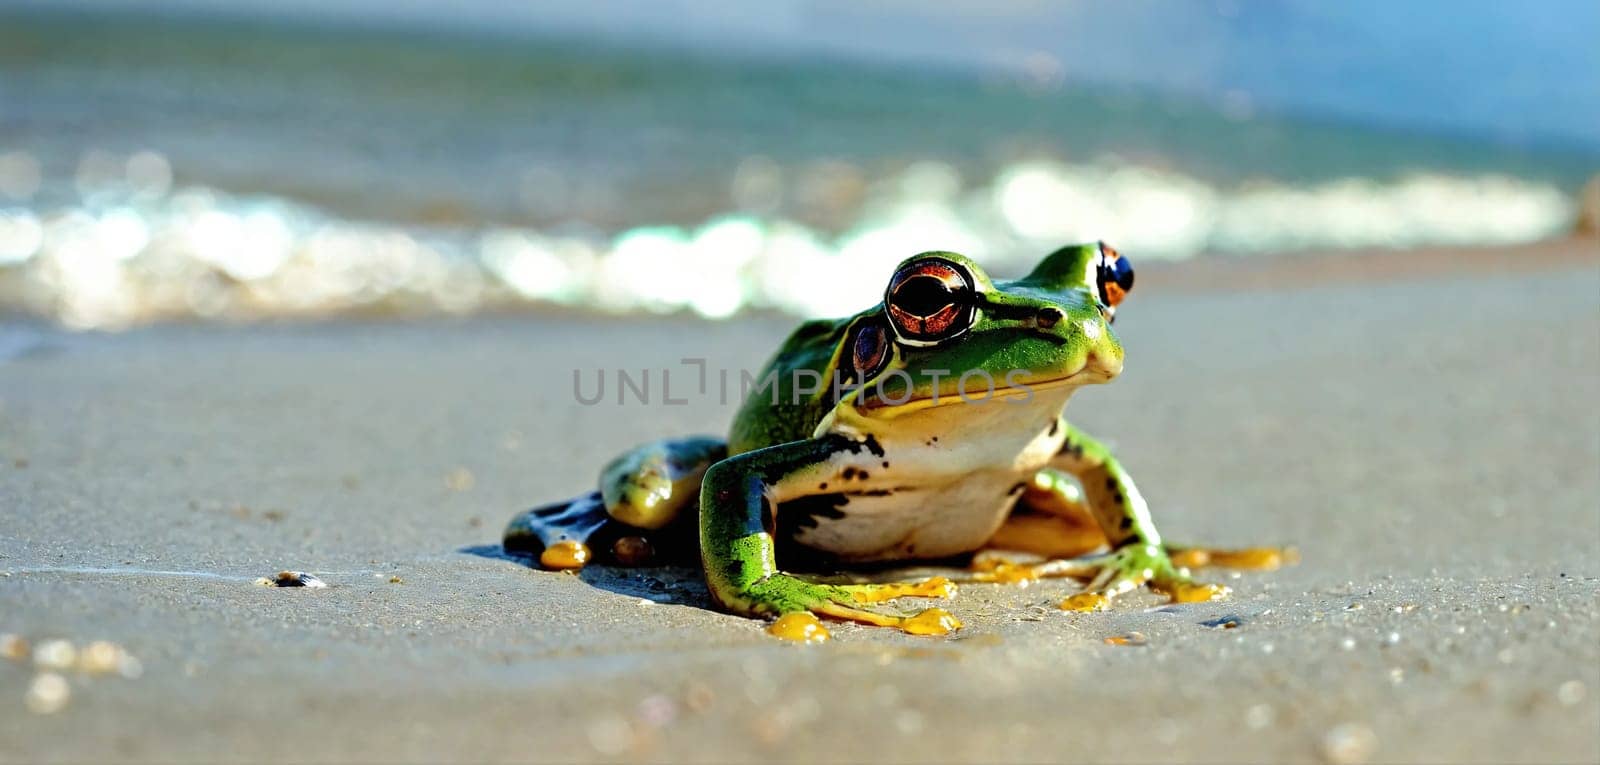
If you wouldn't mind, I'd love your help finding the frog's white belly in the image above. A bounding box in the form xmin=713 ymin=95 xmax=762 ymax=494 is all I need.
xmin=786 ymin=470 xmax=1029 ymax=561
xmin=782 ymin=388 xmax=1074 ymax=562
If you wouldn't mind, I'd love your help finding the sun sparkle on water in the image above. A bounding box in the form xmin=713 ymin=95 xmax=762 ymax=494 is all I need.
xmin=0 ymin=149 xmax=1579 ymax=330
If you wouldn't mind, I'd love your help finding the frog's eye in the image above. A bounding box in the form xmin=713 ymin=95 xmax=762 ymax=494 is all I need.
xmin=849 ymin=322 xmax=890 ymax=380
xmin=1095 ymin=241 xmax=1135 ymax=320
xmin=885 ymin=258 xmax=977 ymax=345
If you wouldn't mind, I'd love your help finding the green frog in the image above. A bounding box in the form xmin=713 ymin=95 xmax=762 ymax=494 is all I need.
xmin=506 ymin=243 xmax=1287 ymax=640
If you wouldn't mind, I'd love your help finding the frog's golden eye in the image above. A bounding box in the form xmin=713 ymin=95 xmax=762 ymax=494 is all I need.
xmin=849 ymin=322 xmax=889 ymax=380
xmin=885 ymin=258 xmax=976 ymax=345
xmin=1095 ymin=241 xmax=1135 ymax=320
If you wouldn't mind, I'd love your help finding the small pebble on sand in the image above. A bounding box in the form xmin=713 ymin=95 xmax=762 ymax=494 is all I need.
xmin=26 ymin=673 xmax=71 ymax=714
xmin=257 ymin=571 xmax=328 ymax=588
xmin=1557 ymin=680 xmax=1586 ymax=706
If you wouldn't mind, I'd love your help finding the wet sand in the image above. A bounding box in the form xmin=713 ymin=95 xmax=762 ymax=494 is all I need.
xmin=2 ymin=241 xmax=1598 ymax=763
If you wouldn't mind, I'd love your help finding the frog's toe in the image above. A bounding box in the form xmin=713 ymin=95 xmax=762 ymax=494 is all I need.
xmin=820 ymin=579 xmax=962 ymax=635
xmin=1151 ymin=578 xmax=1232 ymax=603
xmin=504 ymin=491 xmax=611 ymax=571
xmin=968 ymin=554 xmax=1106 ymax=587
xmin=1058 ymin=562 xmax=1149 ymax=612
xmin=838 ymin=576 xmax=957 ymax=603
xmin=744 ymin=575 xmax=962 ymax=638
xmin=813 ymin=601 xmax=962 ymax=635
xmin=1060 ymin=590 xmax=1117 ymax=612
xmin=1057 ymin=544 xmax=1231 ymax=611
xmin=828 ymin=578 xmax=961 ymax=635
xmin=1168 ymin=545 xmax=1299 ymax=571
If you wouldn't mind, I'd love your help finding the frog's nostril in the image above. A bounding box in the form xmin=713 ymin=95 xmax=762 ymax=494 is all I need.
xmin=1036 ymin=306 xmax=1064 ymax=329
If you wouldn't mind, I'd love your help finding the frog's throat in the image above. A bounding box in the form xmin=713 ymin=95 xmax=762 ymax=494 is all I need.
xmin=829 ymin=371 xmax=1089 ymax=427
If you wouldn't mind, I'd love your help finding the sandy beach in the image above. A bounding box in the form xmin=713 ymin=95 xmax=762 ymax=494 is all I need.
xmin=2 ymin=240 xmax=1597 ymax=763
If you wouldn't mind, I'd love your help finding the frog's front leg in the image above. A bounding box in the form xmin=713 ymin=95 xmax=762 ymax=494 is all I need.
xmin=700 ymin=435 xmax=960 ymax=635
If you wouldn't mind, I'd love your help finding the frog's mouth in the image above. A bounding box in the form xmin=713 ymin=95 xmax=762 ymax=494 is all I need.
xmin=856 ymin=363 xmax=1108 ymax=415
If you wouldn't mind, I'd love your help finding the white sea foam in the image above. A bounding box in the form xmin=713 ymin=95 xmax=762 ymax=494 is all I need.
xmin=0 ymin=151 xmax=1578 ymax=329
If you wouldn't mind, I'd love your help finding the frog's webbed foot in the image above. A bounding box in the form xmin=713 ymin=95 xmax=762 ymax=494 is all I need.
xmin=966 ymin=553 xmax=1103 ymax=587
xmin=964 ymin=544 xmax=1232 ymax=610
xmin=741 ymin=574 xmax=962 ymax=639
xmin=1066 ymin=543 xmax=1299 ymax=610
xmin=504 ymin=491 xmax=612 ymax=570
xmin=1057 ymin=543 xmax=1231 ymax=612
xmin=504 ymin=491 xmax=696 ymax=570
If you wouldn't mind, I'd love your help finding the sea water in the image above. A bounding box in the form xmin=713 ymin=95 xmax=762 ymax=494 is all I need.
xmin=0 ymin=12 xmax=1593 ymax=328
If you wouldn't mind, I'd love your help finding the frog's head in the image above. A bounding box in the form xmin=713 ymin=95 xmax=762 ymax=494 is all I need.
xmin=838 ymin=243 xmax=1134 ymax=415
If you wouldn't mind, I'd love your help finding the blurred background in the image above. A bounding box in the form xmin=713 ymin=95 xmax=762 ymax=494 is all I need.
xmin=1 ymin=0 xmax=1596 ymax=329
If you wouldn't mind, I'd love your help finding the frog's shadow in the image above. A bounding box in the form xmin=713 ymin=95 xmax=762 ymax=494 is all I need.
xmin=459 ymin=544 xmax=714 ymax=608
xmin=460 ymin=543 xmax=969 ymax=612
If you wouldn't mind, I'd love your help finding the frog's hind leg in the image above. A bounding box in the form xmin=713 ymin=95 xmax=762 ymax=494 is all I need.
xmin=1022 ymin=470 xmax=1298 ymax=573
xmin=505 ymin=436 xmax=727 ymax=571
xmin=966 ymin=448 xmax=1294 ymax=607
xmin=965 ymin=466 xmax=1283 ymax=591
xmin=987 ymin=468 xmax=1110 ymax=559
xmin=601 ymin=436 xmax=726 ymax=530
xmin=1041 ymin=423 xmax=1290 ymax=611
xmin=962 ymin=468 xmax=1109 ymax=586
xmin=505 ymin=490 xmax=705 ymax=570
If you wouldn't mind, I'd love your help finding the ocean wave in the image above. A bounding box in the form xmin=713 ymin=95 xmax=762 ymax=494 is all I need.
xmin=0 ymin=151 xmax=1578 ymax=329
